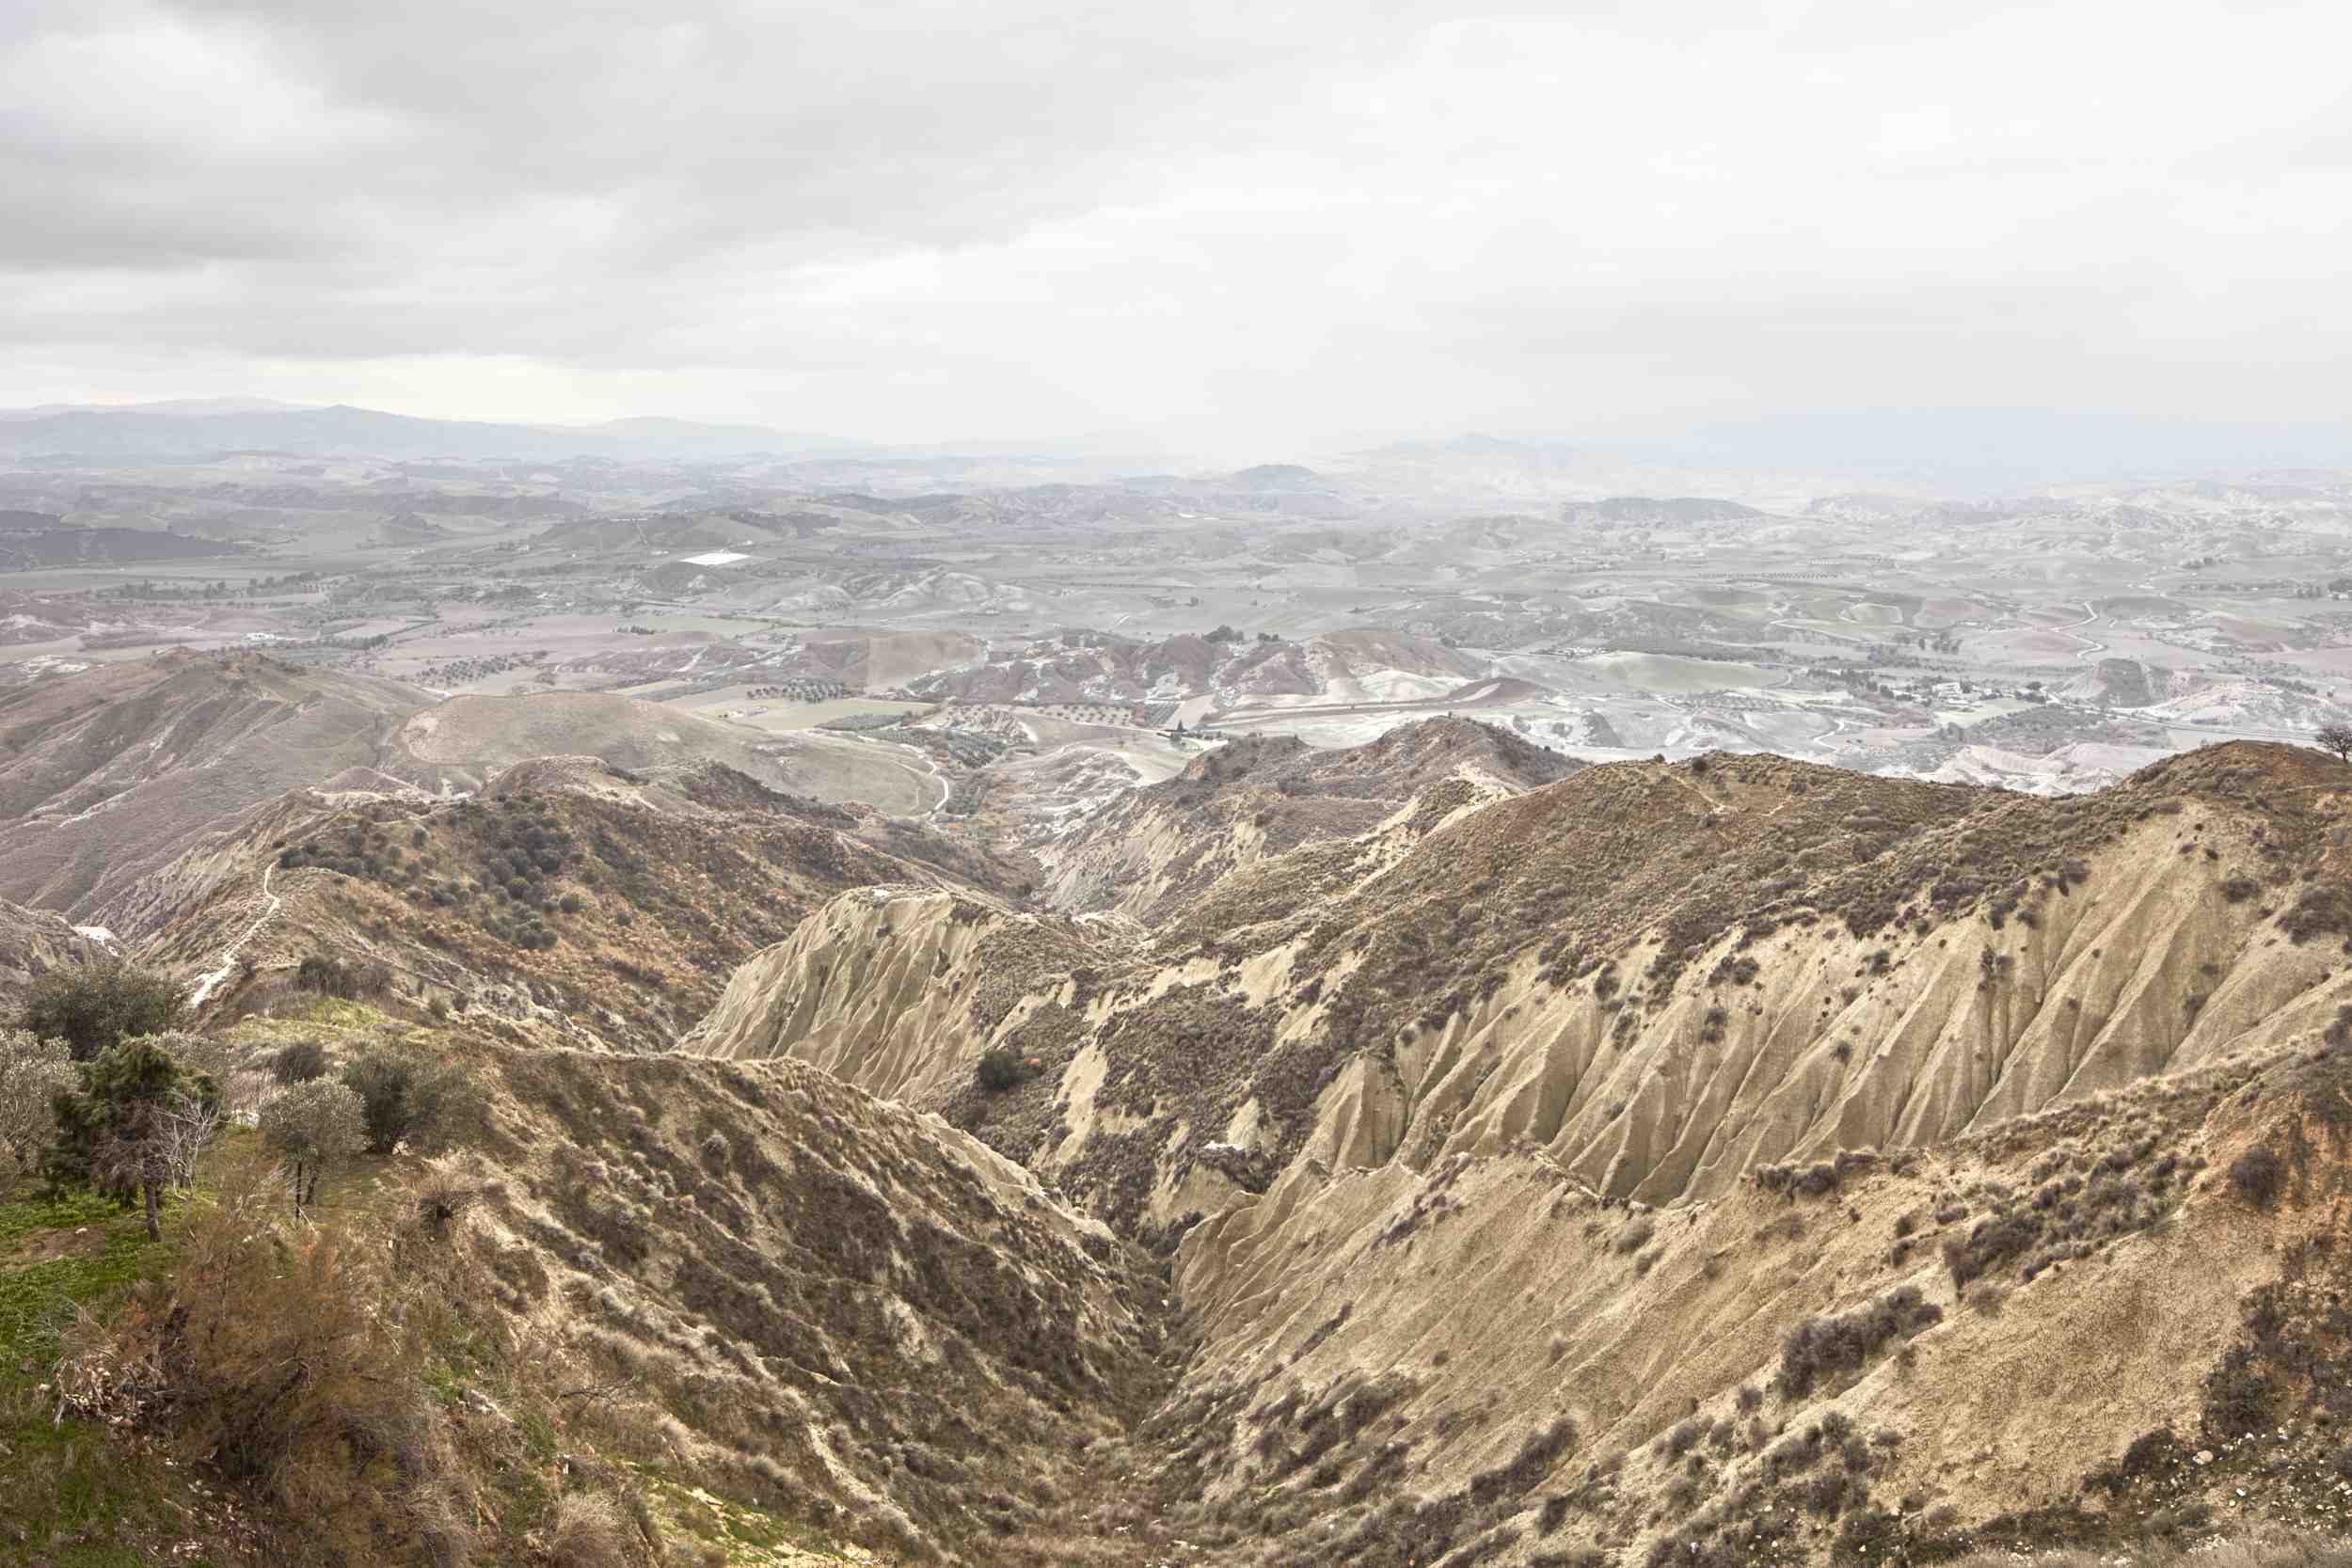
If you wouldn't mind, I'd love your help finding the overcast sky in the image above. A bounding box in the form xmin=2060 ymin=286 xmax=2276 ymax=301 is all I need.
xmin=3 ymin=0 xmax=2349 ymax=454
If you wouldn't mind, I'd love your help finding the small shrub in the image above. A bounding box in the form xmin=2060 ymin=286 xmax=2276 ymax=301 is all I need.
xmin=340 ymin=1054 xmax=450 ymax=1155
xmin=2281 ymin=884 xmax=2352 ymax=944
xmin=549 ymin=1492 xmax=632 ymax=1568
xmin=2229 ymin=1146 xmax=2283 ymax=1208
xmin=273 ymin=1040 xmax=329 ymax=1085
xmin=1966 ymin=1282 xmax=2006 ymax=1317
xmin=0 ymin=1028 xmax=73 ymax=1172
xmin=260 ymin=1079 xmax=368 ymax=1214
xmin=294 ymin=955 xmax=389 ymax=1000
xmin=1777 ymin=1287 xmax=1942 ymax=1399
xmin=974 ymin=1045 xmax=1029 ymax=1094
xmin=2202 ymin=1346 xmax=2275 ymax=1440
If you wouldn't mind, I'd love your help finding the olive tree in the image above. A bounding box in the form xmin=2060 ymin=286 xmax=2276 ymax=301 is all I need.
xmin=19 ymin=962 xmax=186 ymax=1062
xmin=0 ymin=1029 xmax=73 ymax=1173
xmin=259 ymin=1079 xmax=367 ymax=1216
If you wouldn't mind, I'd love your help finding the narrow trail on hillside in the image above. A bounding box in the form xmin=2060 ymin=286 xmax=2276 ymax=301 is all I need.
xmin=187 ymin=863 xmax=279 ymax=1008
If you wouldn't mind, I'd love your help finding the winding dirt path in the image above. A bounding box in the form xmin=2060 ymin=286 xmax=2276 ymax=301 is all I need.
xmin=187 ymin=863 xmax=280 ymax=1009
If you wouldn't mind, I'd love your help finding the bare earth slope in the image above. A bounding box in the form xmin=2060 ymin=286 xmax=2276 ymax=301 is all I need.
xmin=682 ymin=738 xmax=2352 ymax=1563
xmin=0 ymin=893 xmax=103 ymax=1003
xmin=0 ymin=650 xmax=429 ymax=915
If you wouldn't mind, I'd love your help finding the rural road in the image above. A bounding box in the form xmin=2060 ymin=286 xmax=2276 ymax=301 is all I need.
xmin=2053 ymin=601 xmax=2106 ymax=663
xmin=894 ymin=740 xmax=951 ymax=823
xmin=187 ymin=863 xmax=280 ymax=1008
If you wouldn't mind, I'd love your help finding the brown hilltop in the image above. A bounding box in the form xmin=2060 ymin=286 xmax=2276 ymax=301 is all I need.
xmin=127 ymin=758 xmax=1022 ymax=1053
xmin=1039 ymin=716 xmax=1579 ymax=924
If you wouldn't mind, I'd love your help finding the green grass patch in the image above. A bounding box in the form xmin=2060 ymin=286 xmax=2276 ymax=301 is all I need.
xmin=0 ymin=1188 xmax=123 ymax=1244
xmin=0 ymin=1230 xmax=151 ymax=1366
xmin=0 ymin=1181 xmax=183 ymax=1562
xmin=638 ymin=1469 xmax=862 ymax=1564
xmin=0 ymin=1181 xmax=158 ymax=1370
xmin=0 ymin=1388 xmax=207 ymax=1566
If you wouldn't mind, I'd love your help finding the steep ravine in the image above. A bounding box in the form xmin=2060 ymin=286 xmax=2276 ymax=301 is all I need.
xmin=678 ymin=742 xmax=2352 ymax=1564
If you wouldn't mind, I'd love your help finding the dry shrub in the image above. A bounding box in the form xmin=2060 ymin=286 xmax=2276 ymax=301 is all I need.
xmin=69 ymin=1150 xmax=455 ymax=1555
xmin=0 ymin=1027 xmax=72 ymax=1171
xmin=549 ymin=1492 xmax=631 ymax=1568
xmin=1777 ymin=1287 xmax=1943 ymax=1399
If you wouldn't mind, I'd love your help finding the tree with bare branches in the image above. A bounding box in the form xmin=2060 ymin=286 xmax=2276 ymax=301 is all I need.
xmin=2317 ymin=721 xmax=2352 ymax=765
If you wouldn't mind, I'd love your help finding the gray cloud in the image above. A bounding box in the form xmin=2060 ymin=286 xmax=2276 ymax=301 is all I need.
xmin=2 ymin=0 xmax=2348 ymax=453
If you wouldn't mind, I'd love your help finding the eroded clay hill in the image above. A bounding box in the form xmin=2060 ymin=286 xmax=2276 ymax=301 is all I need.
xmin=0 ymin=650 xmax=429 ymax=915
xmin=0 ymin=892 xmax=103 ymax=1002
xmin=696 ymin=743 xmax=2352 ymax=1221
xmin=127 ymin=757 xmax=1019 ymax=1052
xmin=1037 ymin=717 xmax=1581 ymax=925
xmin=681 ymin=739 xmax=2352 ymax=1562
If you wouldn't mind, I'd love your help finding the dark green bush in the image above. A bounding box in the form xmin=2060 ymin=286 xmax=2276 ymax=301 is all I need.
xmin=271 ymin=1040 xmax=329 ymax=1085
xmin=19 ymin=961 xmax=186 ymax=1062
xmin=294 ymin=955 xmax=389 ymax=1001
xmin=47 ymin=1036 xmax=221 ymax=1239
xmin=2230 ymin=1146 xmax=2284 ymax=1207
xmin=340 ymin=1054 xmax=450 ymax=1155
xmin=974 ymin=1046 xmax=1028 ymax=1094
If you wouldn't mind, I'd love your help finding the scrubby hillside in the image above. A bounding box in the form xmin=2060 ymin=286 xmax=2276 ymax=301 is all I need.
xmin=1151 ymin=1040 xmax=2352 ymax=1567
xmin=701 ymin=743 xmax=2352 ymax=1212
xmin=461 ymin=1043 xmax=1170 ymax=1564
xmin=124 ymin=757 xmax=1020 ymax=1052
xmin=683 ymin=739 xmax=2352 ymax=1562
xmin=3 ymin=996 xmax=1170 ymax=1567
xmin=25 ymin=734 xmax=2352 ymax=1567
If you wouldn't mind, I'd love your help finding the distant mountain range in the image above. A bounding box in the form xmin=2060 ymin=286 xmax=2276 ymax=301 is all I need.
xmin=0 ymin=400 xmax=864 ymax=463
